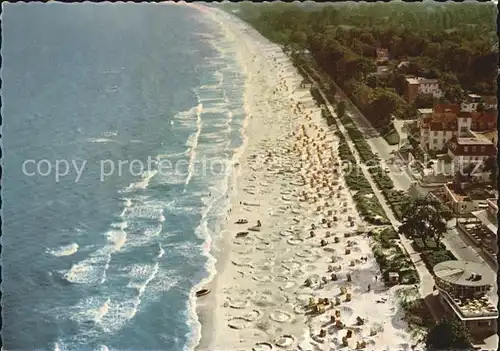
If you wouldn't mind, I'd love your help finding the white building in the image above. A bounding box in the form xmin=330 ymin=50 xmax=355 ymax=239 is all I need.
xmin=405 ymin=77 xmax=443 ymax=101
xmin=444 ymin=183 xmax=498 ymax=215
xmin=448 ymin=135 xmax=496 ymax=171
xmin=461 ymin=94 xmax=497 ymax=112
xmin=461 ymin=94 xmax=482 ymax=112
xmin=417 ymin=108 xmax=433 ymax=127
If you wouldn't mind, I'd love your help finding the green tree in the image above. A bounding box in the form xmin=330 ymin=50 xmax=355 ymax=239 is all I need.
xmin=426 ymin=319 xmax=473 ymax=351
xmin=482 ymin=155 xmax=498 ymax=187
xmin=399 ymin=196 xmax=453 ymax=247
xmin=367 ymin=88 xmax=398 ymax=128
xmin=444 ymin=85 xmax=465 ymax=103
xmin=415 ymin=93 xmax=435 ymax=109
xmin=366 ymin=74 xmax=379 ymax=88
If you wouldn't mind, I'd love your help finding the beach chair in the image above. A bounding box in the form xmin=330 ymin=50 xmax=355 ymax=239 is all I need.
xmin=236 ymin=231 xmax=249 ymax=238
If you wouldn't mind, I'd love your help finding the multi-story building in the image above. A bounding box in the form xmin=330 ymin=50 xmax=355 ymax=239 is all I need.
xmin=443 ymin=182 xmax=498 ymax=215
xmin=461 ymin=94 xmax=498 ymax=112
xmin=447 ymin=134 xmax=496 ymax=171
xmin=420 ymin=106 xmax=462 ymax=151
xmin=420 ymin=108 xmax=496 ymax=151
xmin=460 ymin=93 xmax=482 ymax=112
xmin=404 ymin=77 xmax=442 ymax=102
xmin=470 ymin=111 xmax=497 ymax=132
xmin=417 ymin=108 xmax=433 ymax=124
xmin=433 ymin=260 xmax=497 ymax=336
xmin=457 ymin=197 xmax=498 ymax=263
xmin=421 ymin=120 xmax=457 ymax=151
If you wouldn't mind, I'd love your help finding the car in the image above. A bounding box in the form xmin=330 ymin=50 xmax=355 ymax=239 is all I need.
xmin=384 ymin=167 xmax=390 ymax=173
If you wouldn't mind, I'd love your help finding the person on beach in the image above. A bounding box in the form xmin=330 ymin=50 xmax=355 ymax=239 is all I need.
xmin=367 ymin=284 xmax=371 ymax=292
xmin=257 ymin=220 xmax=262 ymax=227
xmin=375 ymin=275 xmax=378 ymax=282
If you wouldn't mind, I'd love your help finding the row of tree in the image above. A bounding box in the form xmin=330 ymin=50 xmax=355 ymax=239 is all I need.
xmin=226 ymin=2 xmax=497 ymax=128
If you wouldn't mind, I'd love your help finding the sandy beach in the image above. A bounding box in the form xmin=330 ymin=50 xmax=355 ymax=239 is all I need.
xmin=195 ymin=7 xmax=417 ymax=351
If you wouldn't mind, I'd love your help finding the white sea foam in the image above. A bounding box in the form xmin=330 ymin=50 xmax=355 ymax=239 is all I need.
xmin=157 ymin=244 xmax=165 ymax=259
xmin=184 ymin=103 xmax=203 ymax=189
xmin=106 ymin=229 xmax=127 ymax=252
xmin=101 ymin=131 xmax=118 ymax=137
xmin=95 ymin=298 xmax=110 ymax=322
xmin=86 ymin=138 xmax=116 ymax=143
xmin=124 ymin=170 xmax=158 ymax=191
xmin=47 ymin=243 xmax=79 ymax=257
xmin=63 ymin=249 xmax=111 ymax=284
xmin=155 ymin=150 xmax=190 ymax=160
xmin=110 ymin=221 xmax=128 ymax=230
xmin=122 ymin=197 xmax=133 ymax=207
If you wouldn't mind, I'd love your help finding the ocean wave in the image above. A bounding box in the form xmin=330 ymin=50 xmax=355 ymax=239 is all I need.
xmin=62 ymin=249 xmax=111 ymax=285
xmin=101 ymin=131 xmax=118 ymax=137
xmin=121 ymin=197 xmax=133 ymax=208
xmin=123 ymin=170 xmax=158 ymax=192
xmin=95 ymin=298 xmax=110 ymax=323
xmin=47 ymin=243 xmax=79 ymax=257
xmin=123 ymin=203 xmax=165 ymax=222
xmin=86 ymin=138 xmax=117 ymax=144
xmin=184 ymin=103 xmax=203 ymax=189
xmin=155 ymin=150 xmax=190 ymax=160
xmin=201 ymin=104 xmax=228 ymax=114
xmin=105 ymin=228 xmax=127 ymax=252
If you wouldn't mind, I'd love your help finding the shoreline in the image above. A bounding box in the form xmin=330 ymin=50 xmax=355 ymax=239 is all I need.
xmin=193 ymin=9 xmax=263 ymax=351
xmin=189 ymin=7 xmax=256 ymax=351
xmin=193 ymin=7 xmax=418 ymax=351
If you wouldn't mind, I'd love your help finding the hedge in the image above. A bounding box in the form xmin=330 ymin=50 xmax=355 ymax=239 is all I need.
xmin=372 ymin=229 xmax=420 ymax=285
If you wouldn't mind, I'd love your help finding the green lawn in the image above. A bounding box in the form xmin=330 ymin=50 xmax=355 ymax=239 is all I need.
xmin=383 ymin=127 xmax=401 ymax=146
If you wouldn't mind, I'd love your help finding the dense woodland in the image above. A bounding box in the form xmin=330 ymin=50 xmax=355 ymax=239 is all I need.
xmin=223 ymin=2 xmax=498 ymax=130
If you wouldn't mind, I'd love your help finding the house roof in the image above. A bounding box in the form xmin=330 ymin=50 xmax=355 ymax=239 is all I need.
xmin=475 ymin=130 xmax=498 ymax=143
xmin=446 ymin=182 xmax=498 ymax=204
xmin=435 ymin=103 xmax=460 ymax=114
xmin=448 ymin=136 xmax=497 ymax=156
xmin=471 ymin=112 xmax=497 ymax=125
xmin=434 ymin=260 xmax=494 ymax=287
xmin=430 ymin=121 xmax=457 ymax=131
xmin=457 ymin=111 xmax=472 ymax=118
xmin=472 ymin=209 xmax=498 ymax=234
xmin=418 ymin=108 xmax=433 ymax=115
xmin=467 ymin=93 xmax=481 ymax=99
xmin=398 ymin=60 xmax=409 ymax=69
xmin=457 ymin=137 xmax=492 ymax=145
xmin=406 ymin=76 xmax=438 ymax=85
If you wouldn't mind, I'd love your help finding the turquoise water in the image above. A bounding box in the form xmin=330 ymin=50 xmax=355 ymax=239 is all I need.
xmin=2 ymin=3 xmax=245 ymax=350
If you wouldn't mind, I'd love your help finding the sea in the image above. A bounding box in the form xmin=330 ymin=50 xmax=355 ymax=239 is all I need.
xmin=2 ymin=3 xmax=246 ymax=350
